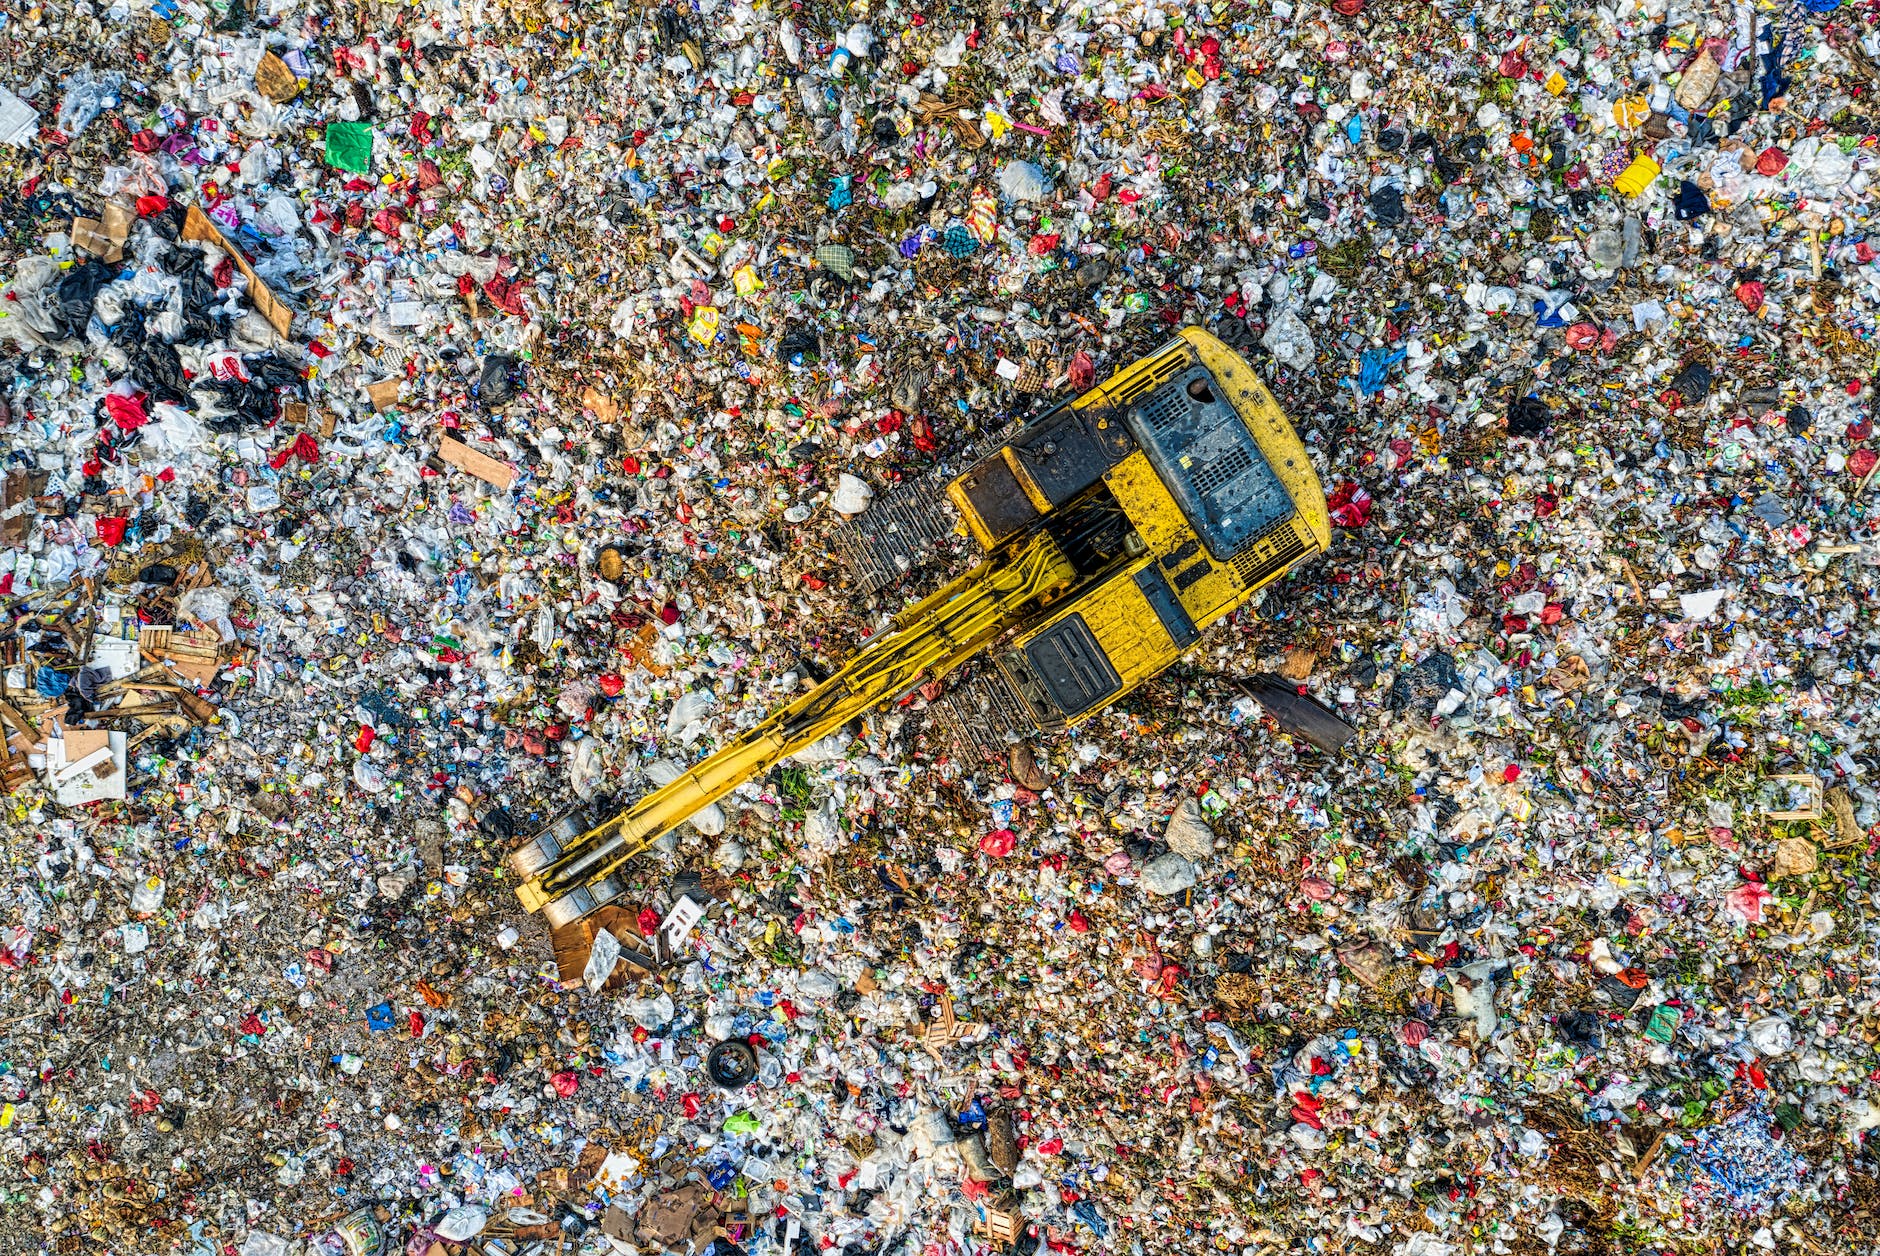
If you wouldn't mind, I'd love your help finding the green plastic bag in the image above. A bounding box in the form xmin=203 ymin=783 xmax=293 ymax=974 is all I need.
xmin=722 ymin=1110 xmax=762 ymax=1134
xmin=325 ymin=122 xmax=374 ymax=173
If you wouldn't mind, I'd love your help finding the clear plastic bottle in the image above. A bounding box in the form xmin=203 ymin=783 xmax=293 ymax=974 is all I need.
xmin=1622 ymin=215 xmax=1642 ymax=268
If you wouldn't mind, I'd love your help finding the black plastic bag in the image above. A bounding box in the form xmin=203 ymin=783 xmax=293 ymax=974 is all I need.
xmin=244 ymin=354 xmax=306 ymax=396
xmin=54 ymin=261 xmax=114 ymax=338
xmin=173 ymin=263 xmax=226 ymax=342
xmin=1674 ymin=180 xmax=1710 ymax=221
xmin=1507 ymin=396 xmax=1553 ymax=436
xmin=477 ymin=353 xmax=521 ymax=409
xmin=1666 ymin=360 xmax=1713 ymax=407
xmin=108 ymin=305 xmax=147 ymax=349
xmin=146 ymin=204 xmax=185 ymax=242
xmin=1370 ymin=185 xmax=1405 ymax=226
xmin=133 ymin=337 xmax=191 ymax=406
xmin=206 ymin=375 xmax=279 ymax=429
xmin=1388 ymin=651 xmax=1463 ymax=717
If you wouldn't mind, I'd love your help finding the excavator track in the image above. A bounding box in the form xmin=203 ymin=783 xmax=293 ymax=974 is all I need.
xmin=831 ymin=475 xmax=960 ymax=595
xmin=831 ymin=422 xmax=1019 ymax=594
xmin=925 ymin=662 xmax=1036 ymax=764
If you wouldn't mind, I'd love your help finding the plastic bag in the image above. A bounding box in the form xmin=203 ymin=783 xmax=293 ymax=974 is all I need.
xmin=53 ymin=261 xmax=114 ymax=338
xmin=1261 ymin=308 xmax=1315 ymax=371
xmin=477 ymin=353 xmax=521 ymax=408
xmin=1369 ymin=184 xmax=1405 ymax=226
xmin=133 ymin=338 xmax=192 ymax=406
xmin=997 ymin=159 xmax=1052 ymax=203
xmin=0 ymin=257 xmax=65 ymax=346
xmin=54 ymin=69 xmax=123 ymax=138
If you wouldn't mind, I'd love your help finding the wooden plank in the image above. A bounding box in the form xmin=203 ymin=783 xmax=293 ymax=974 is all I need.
xmin=437 ymin=435 xmax=516 ymax=490
xmin=0 ymin=699 xmax=38 ymax=743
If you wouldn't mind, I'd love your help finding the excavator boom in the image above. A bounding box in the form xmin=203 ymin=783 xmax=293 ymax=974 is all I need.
xmin=508 ymin=536 xmax=1078 ymax=928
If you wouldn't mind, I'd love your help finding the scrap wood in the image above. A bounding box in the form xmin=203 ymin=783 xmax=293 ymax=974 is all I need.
xmin=919 ymin=992 xmax=983 ymax=1058
xmin=138 ymin=625 xmax=223 ymax=685
xmin=549 ymin=904 xmax=656 ymax=988
xmin=97 ymin=670 xmax=215 ymax=724
xmin=0 ymin=698 xmax=41 ymax=748
xmin=437 ymin=435 xmax=517 ymax=490
xmin=972 ymin=1206 xmax=1023 ymax=1246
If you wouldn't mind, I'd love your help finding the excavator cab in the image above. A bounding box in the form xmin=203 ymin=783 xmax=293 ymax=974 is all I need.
xmin=505 ymin=327 xmax=1329 ymax=931
xmin=929 ymin=327 xmax=1329 ymax=753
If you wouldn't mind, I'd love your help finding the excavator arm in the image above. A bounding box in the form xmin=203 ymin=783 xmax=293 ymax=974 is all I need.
xmin=506 ymin=534 xmax=1078 ymax=928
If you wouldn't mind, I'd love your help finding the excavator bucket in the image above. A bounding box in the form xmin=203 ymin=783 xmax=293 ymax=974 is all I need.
xmin=1238 ymin=673 xmax=1358 ymax=752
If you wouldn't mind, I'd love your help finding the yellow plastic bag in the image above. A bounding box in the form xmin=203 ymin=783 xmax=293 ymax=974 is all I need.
xmin=688 ymin=306 xmax=721 ymax=346
xmin=1612 ymin=154 xmax=1660 ymax=197
xmin=1612 ymin=95 xmax=1649 ymax=128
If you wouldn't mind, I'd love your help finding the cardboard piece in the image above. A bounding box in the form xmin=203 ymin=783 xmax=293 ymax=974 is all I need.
xmin=46 ymin=730 xmax=126 ymax=804
xmin=365 ymin=377 xmax=401 ymax=411
xmin=2 ymin=469 xmax=47 ymax=547
xmin=599 ymin=1205 xmax=634 ymax=1242
xmin=72 ymin=204 xmax=133 ymax=262
xmin=181 ymin=205 xmax=294 ymax=339
xmin=254 ymin=50 xmax=300 ymax=102
xmin=282 ymin=400 xmax=335 ymax=438
xmin=437 ymin=436 xmax=516 ymax=490
xmin=635 ymin=1182 xmax=717 ymax=1248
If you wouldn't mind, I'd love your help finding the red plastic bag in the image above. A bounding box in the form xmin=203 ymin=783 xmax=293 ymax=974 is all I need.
xmin=979 ymin=828 xmax=1016 ymax=857
xmin=1326 ymin=481 xmax=1373 ymax=528
xmin=104 ymin=392 xmax=149 ymax=430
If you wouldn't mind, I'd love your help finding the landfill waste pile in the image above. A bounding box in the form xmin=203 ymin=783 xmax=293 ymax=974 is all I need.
xmin=4 ymin=0 xmax=1880 ymax=1251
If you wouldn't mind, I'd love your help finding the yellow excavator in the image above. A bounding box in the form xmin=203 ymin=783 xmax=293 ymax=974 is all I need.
xmin=506 ymin=327 xmax=1333 ymax=929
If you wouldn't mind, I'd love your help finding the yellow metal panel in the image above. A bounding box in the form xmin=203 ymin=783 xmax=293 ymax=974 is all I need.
xmin=1073 ymin=339 xmax=1196 ymax=414
xmin=1002 ymin=448 xmax=1056 ymax=515
xmin=1103 ymin=450 xmax=1187 ymax=551
xmin=1005 ymin=562 xmax=1182 ymax=725
xmin=1065 ymin=570 xmax=1181 ymax=690
xmin=1100 ymin=451 xmax=1241 ymax=627
xmin=944 ymin=479 xmax=1000 ymax=551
